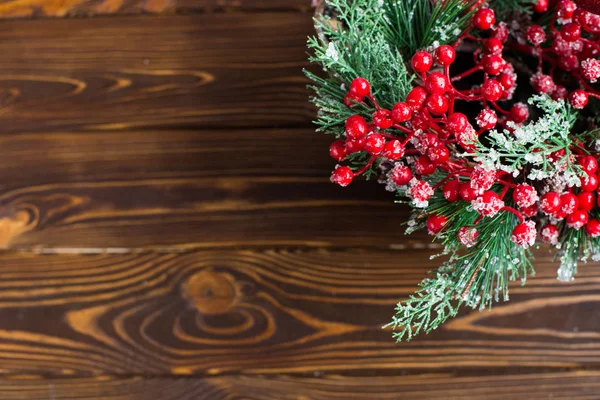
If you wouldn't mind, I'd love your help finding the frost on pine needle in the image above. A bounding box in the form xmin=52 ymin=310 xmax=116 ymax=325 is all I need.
xmin=387 ymin=208 xmax=534 ymax=342
xmin=474 ymin=95 xmax=581 ymax=183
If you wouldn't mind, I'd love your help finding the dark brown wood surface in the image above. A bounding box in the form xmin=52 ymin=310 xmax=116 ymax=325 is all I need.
xmin=0 ymin=2 xmax=595 ymax=399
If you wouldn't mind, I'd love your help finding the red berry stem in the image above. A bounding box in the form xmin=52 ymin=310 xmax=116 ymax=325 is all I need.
xmin=451 ymin=65 xmax=483 ymax=82
xmin=501 ymin=206 xmax=525 ymax=223
xmin=353 ymin=156 xmax=377 ymax=177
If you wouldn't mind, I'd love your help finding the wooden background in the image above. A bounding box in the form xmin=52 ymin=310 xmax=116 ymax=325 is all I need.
xmin=0 ymin=1 xmax=596 ymax=399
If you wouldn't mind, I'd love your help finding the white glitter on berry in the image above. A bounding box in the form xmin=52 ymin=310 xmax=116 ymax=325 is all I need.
xmin=471 ymin=195 xmax=504 ymax=217
xmin=582 ymin=58 xmax=600 ymax=83
xmin=541 ymin=225 xmax=559 ymax=245
xmin=511 ymin=221 xmax=537 ymax=248
xmin=470 ymin=165 xmax=497 ymax=195
xmin=514 ymin=184 xmax=539 ymax=209
xmin=476 ymin=109 xmax=498 ymax=129
xmin=458 ymin=227 xmax=479 ymax=248
xmin=409 ymin=179 xmax=433 ymax=208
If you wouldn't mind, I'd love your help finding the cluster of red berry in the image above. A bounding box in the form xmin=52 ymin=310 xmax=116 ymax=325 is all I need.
xmin=520 ymin=0 xmax=600 ymax=108
xmin=329 ymin=2 xmax=600 ymax=249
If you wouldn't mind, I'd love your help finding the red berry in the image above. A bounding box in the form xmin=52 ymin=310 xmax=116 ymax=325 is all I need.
xmin=561 ymin=192 xmax=579 ymax=215
xmin=481 ymin=55 xmax=505 ymax=75
xmin=435 ymin=45 xmax=456 ymax=65
xmin=569 ymin=89 xmax=589 ymax=109
xmin=509 ymin=103 xmax=529 ymax=123
xmin=586 ymin=218 xmax=600 ymax=237
xmin=349 ymin=77 xmax=370 ymax=97
xmin=552 ymin=86 xmax=569 ymax=101
xmin=498 ymin=72 xmax=516 ymax=90
xmin=331 ymin=166 xmax=354 ymax=187
xmin=345 ymin=137 xmax=365 ymax=153
xmin=426 ymin=94 xmax=449 ymax=116
xmin=521 ymin=203 xmax=539 ymax=218
xmin=390 ymin=165 xmax=412 ymax=186
xmin=415 ymin=132 xmax=440 ymax=154
xmin=469 ymin=165 xmax=497 ymax=195
xmin=473 ymin=8 xmax=496 ymax=30
xmin=533 ymin=0 xmax=548 ymax=13
xmin=426 ymin=214 xmax=448 ymax=235
xmin=406 ymin=87 xmax=428 ymax=111
xmin=459 ymin=182 xmax=478 ymax=201
xmin=581 ymin=173 xmax=599 ymax=191
xmin=526 ymin=25 xmax=546 ymax=46
xmin=582 ymin=58 xmax=600 ymax=83
xmin=552 ymin=37 xmax=572 ymax=56
xmin=344 ymin=93 xmax=363 ymax=108
xmin=443 ymin=179 xmax=460 ymax=202
xmin=511 ymin=221 xmax=537 ymax=248
xmin=345 ymin=115 xmax=368 ymax=139
xmin=472 ymin=191 xmax=505 ymax=217
xmin=558 ymin=54 xmax=579 ymax=71
xmin=491 ymin=22 xmax=509 ymax=42
xmin=541 ymin=192 xmax=562 ymax=214
xmin=567 ymin=209 xmax=589 ymax=229
xmin=554 ymin=210 xmax=568 ymax=221
xmin=456 ymin=125 xmax=478 ymax=151
xmin=530 ymin=73 xmax=556 ymax=94
xmin=541 ymin=224 xmax=559 ymax=245
xmin=372 ymin=109 xmax=393 ymax=129
xmin=411 ymin=51 xmax=434 ymax=74
xmin=415 ymin=155 xmax=436 ymax=176
xmin=364 ymin=133 xmax=386 ymax=155
xmin=447 ymin=113 xmax=469 ymax=134
xmin=562 ymin=22 xmax=582 ymax=42
xmin=382 ymin=140 xmax=405 ymax=160
xmin=410 ymin=179 xmax=434 ymax=204
xmin=578 ymin=191 xmax=596 ymax=211
xmin=578 ymin=9 xmax=600 ymax=33
xmin=513 ymin=184 xmax=539 ymax=209
xmin=425 ymin=72 xmax=449 ymax=94
xmin=481 ymin=79 xmax=504 ymax=101
xmin=476 ymin=108 xmax=498 ymax=129
xmin=428 ymin=144 xmax=450 ymax=164
xmin=484 ymin=38 xmax=504 ymax=55
xmin=579 ymin=155 xmax=598 ymax=174
xmin=558 ymin=0 xmax=577 ymax=20
xmin=458 ymin=226 xmax=479 ymax=247
xmin=329 ymin=140 xmax=347 ymax=161
xmin=392 ymin=102 xmax=412 ymax=122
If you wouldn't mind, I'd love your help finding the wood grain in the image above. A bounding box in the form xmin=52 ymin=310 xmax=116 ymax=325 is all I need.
xmin=0 ymin=129 xmax=425 ymax=250
xmin=0 ymin=14 xmax=315 ymax=133
xmin=0 ymin=248 xmax=597 ymax=377
xmin=0 ymin=0 xmax=311 ymax=18
xmin=1 ymin=372 xmax=600 ymax=399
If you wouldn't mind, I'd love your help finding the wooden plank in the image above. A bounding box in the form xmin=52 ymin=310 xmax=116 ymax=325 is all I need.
xmin=0 ymin=129 xmax=423 ymax=250
xmin=0 ymin=14 xmax=315 ymax=133
xmin=0 ymin=0 xmax=311 ymax=19
xmin=1 ymin=372 xmax=600 ymax=399
xmin=0 ymin=248 xmax=597 ymax=376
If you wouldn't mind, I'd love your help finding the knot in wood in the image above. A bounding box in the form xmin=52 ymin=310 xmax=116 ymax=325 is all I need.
xmin=181 ymin=269 xmax=238 ymax=315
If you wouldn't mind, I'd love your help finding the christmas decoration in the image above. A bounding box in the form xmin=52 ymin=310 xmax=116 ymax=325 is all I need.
xmin=307 ymin=0 xmax=600 ymax=341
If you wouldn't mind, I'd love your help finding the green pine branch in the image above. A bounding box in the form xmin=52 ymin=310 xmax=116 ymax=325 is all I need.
xmin=385 ymin=200 xmax=534 ymax=341
xmin=382 ymin=0 xmax=481 ymax=57
xmin=489 ymin=0 xmax=536 ymax=18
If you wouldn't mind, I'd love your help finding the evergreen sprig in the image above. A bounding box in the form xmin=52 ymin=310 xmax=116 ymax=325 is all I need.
xmin=386 ymin=198 xmax=534 ymax=341
xmin=382 ymin=0 xmax=481 ymax=57
xmin=473 ymin=95 xmax=581 ymax=184
xmin=306 ymin=0 xmax=413 ymax=136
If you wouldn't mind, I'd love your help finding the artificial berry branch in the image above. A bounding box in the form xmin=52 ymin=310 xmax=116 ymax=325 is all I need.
xmin=307 ymin=0 xmax=600 ymax=341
